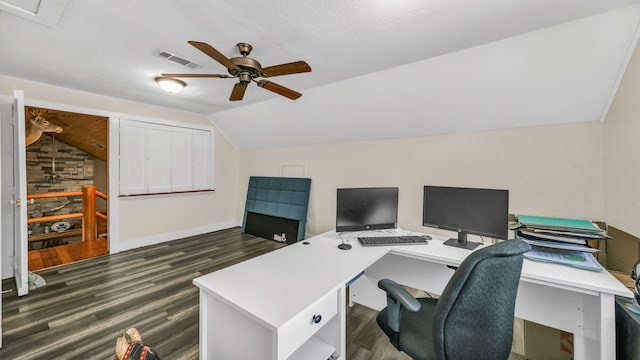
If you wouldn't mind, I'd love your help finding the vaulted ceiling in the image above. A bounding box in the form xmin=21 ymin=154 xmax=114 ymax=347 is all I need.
xmin=2 ymin=0 xmax=640 ymax=149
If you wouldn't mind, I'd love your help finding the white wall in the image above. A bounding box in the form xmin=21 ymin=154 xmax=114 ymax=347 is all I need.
xmin=0 ymin=75 xmax=241 ymax=264
xmin=604 ymin=31 xmax=640 ymax=238
xmin=239 ymin=121 xmax=604 ymax=240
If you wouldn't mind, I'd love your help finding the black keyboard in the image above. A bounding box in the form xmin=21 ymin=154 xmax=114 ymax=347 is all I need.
xmin=358 ymin=235 xmax=431 ymax=247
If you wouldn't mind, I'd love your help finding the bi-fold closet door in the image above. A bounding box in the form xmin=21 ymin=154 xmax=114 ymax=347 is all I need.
xmin=119 ymin=118 xmax=213 ymax=196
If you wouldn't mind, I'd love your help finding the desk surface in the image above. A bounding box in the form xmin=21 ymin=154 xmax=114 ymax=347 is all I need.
xmin=193 ymin=229 xmax=633 ymax=331
xmin=194 ymin=231 xmax=387 ymax=331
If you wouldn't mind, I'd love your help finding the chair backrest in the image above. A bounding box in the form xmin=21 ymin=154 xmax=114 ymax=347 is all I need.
xmin=432 ymin=239 xmax=531 ymax=360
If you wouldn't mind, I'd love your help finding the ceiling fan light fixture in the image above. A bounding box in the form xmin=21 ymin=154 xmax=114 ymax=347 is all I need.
xmin=155 ymin=76 xmax=186 ymax=93
xmin=163 ymin=41 xmax=311 ymax=101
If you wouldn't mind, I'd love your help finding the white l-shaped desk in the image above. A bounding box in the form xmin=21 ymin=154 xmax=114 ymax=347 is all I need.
xmin=193 ymin=230 xmax=633 ymax=360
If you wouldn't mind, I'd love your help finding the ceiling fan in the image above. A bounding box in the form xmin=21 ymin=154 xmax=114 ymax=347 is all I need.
xmin=162 ymin=41 xmax=312 ymax=101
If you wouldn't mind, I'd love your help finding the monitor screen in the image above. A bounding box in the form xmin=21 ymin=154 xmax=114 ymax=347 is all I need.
xmin=336 ymin=187 xmax=399 ymax=232
xmin=423 ymin=186 xmax=509 ymax=250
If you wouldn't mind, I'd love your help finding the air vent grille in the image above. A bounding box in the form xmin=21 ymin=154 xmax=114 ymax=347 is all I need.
xmin=154 ymin=49 xmax=201 ymax=69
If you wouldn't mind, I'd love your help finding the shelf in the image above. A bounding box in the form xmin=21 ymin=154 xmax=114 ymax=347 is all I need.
xmin=288 ymin=336 xmax=336 ymax=360
xmin=28 ymin=228 xmax=82 ymax=242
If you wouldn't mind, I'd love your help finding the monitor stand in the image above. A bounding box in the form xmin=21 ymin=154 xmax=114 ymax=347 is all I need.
xmin=443 ymin=232 xmax=481 ymax=250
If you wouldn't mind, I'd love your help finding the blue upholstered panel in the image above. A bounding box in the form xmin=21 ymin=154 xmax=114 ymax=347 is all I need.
xmin=242 ymin=176 xmax=312 ymax=241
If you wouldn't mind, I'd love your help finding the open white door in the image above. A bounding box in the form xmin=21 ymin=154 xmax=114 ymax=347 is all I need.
xmin=12 ymin=90 xmax=28 ymax=296
xmin=0 ymin=100 xmax=6 ymax=348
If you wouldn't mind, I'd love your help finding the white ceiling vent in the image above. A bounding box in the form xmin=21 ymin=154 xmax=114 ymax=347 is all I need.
xmin=154 ymin=49 xmax=201 ymax=69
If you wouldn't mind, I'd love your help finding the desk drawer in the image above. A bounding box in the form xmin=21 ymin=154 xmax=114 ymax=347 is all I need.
xmin=278 ymin=290 xmax=338 ymax=359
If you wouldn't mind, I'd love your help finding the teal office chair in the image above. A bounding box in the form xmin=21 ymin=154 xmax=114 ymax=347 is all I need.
xmin=376 ymin=239 xmax=531 ymax=360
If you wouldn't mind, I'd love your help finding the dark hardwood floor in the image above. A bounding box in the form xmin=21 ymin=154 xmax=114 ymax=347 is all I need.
xmin=2 ymin=227 xmax=522 ymax=359
xmin=2 ymin=227 xmax=285 ymax=360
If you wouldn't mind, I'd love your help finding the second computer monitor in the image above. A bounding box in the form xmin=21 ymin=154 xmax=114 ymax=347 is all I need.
xmin=336 ymin=187 xmax=399 ymax=232
xmin=423 ymin=185 xmax=509 ymax=250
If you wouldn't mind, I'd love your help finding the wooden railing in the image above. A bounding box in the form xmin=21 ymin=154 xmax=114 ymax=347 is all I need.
xmin=27 ymin=186 xmax=107 ymax=243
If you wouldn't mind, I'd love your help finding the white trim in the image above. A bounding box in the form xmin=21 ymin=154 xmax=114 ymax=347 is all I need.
xmin=108 ymin=117 xmax=121 ymax=253
xmin=600 ymin=18 xmax=640 ymax=122
xmin=20 ymin=97 xmax=119 ymax=256
xmin=117 ymin=220 xmax=241 ymax=252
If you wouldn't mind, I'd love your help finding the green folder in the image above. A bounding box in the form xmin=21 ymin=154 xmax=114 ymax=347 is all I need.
xmin=517 ymin=215 xmax=603 ymax=233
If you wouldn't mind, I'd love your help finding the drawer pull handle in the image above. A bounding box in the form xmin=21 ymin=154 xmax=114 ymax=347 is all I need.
xmin=312 ymin=314 xmax=322 ymax=324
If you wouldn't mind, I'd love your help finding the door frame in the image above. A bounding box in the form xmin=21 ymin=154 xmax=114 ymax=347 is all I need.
xmin=0 ymin=94 xmax=121 ymax=283
xmin=25 ymin=98 xmax=120 ymax=253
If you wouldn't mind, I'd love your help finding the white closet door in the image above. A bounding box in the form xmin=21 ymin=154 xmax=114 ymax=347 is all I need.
xmin=171 ymin=128 xmax=193 ymax=192
xmin=192 ymin=129 xmax=212 ymax=190
xmin=119 ymin=120 xmax=147 ymax=195
xmin=146 ymin=124 xmax=172 ymax=193
xmin=119 ymin=119 xmax=214 ymax=195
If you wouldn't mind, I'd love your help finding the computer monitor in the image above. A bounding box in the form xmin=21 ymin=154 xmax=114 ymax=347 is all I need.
xmin=336 ymin=187 xmax=399 ymax=232
xmin=422 ymin=185 xmax=509 ymax=250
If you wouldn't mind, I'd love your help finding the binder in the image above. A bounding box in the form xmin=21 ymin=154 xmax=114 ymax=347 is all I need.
xmin=525 ymin=227 xmax=610 ymax=239
xmin=517 ymin=215 xmax=603 ymax=232
xmin=517 ymin=235 xmax=598 ymax=253
xmin=524 ymin=246 xmax=604 ymax=272
xmin=517 ymin=229 xmax=587 ymax=245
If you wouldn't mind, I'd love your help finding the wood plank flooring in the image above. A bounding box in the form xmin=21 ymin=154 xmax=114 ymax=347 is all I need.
xmin=28 ymin=238 xmax=109 ymax=271
xmin=2 ymin=227 xmax=524 ymax=359
xmin=2 ymin=227 xmax=284 ymax=360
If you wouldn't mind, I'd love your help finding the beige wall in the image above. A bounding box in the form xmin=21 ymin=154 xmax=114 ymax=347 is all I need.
xmin=1 ymin=75 xmax=241 ymax=246
xmin=603 ymin=38 xmax=640 ymax=238
xmin=239 ymin=121 xmax=604 ymax=239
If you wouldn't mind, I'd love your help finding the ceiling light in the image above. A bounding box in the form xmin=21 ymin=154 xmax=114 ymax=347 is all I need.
xmin=155 ymin=77 xmax=186 ymax=94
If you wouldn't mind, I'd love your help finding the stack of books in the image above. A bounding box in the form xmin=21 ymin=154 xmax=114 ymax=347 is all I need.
xmin=514 ymin=215 xmax=609 ymax=271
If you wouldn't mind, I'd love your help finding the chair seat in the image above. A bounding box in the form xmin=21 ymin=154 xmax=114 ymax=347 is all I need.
xmin=377 ymin=297 xmax=439 ymax=360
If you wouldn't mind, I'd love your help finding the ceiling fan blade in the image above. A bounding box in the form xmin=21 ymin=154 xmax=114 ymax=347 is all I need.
xmin=229 ymin=82 xmax=248 ymax=101
xmin=161 ymin=73 xmax=230 ymax=78
xmin=256 ymin=80 xmax=302 ymax=100
xmin=261 ymin=61 xmax=312 ymax=77
xmin=188 ymin=41 xmax=240 ymax=70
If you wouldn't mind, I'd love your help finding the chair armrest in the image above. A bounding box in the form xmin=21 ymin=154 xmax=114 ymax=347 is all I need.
xmin=378 ymin=279 xmax=421 ymax=332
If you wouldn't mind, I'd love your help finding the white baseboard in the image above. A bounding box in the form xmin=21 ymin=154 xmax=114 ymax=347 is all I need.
xmin=116 ymin=220 xmax=241 ymax=253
